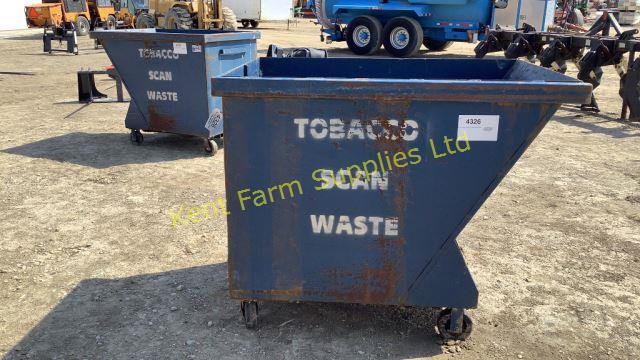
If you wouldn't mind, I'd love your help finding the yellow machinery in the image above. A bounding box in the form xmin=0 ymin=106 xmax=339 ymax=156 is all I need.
xmin=90 ymin=0 xmax=116 ymax=28
xmin=148 ymin=0 xmax=235 ymax=30
xmin=25 ymin=0 xmax=153 ymax=35
xmin=96 ymin=0 xmax=154 ymax=30
xmin=25 ymin=0 xmax=92 ymax=36
xmin=24 ymin=0 xmax=152 ymax=54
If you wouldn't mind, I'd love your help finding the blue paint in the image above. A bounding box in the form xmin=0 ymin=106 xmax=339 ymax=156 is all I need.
xmin=91 ymin=29 xmax=259 ymax=140
xmin=314 ymin=0 xmax=495 ymax=43
xmin=213 ymin=58 xmax=591 ymax=308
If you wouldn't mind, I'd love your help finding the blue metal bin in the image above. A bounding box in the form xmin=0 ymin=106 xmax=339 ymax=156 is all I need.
xmin=91 ymin=29 xmax=259 ymax=153
xmin=212 ymin=58 xmax=591 ymax=339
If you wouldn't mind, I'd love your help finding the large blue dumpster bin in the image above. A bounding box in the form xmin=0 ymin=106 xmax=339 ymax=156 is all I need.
xmin=212 ymin=58 xmax=591 ymax=339
xmin=91 ymin=29 xmax=259 ymax=154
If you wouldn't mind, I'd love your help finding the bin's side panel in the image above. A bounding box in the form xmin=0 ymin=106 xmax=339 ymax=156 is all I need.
xmin=205 ymin=39 xmax=257 ymax=138
xmin=225 ymin=95 xmax=557 ymax=308
xmin=226 ymin=97 xmax=304 ymax=301
xmin=101 ymin=38 xmax=210 ymax=138
xmin=407 ymin=102 xmax=558 ymax=308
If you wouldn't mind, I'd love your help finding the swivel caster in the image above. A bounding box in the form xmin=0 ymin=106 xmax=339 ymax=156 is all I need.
xmin=204 ymin=138 xmax=218 ymax=155
xmin=436 ymin=308 xmax=473 ymax=341
xmin=240 ymin=301 xmax=258 ymax=329
xmin=129 ymin=130 xmax=143 ymax=145
xmin=580 ymin=94 xmax=600 ymax=113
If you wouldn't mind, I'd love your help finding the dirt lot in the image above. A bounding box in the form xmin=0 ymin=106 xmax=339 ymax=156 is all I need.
xmin=0 ymin=20 xmax=639 ymax=360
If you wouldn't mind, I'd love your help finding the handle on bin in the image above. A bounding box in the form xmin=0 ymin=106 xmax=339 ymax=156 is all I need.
xmin=219 ymin=49 xmax=246 ymax=57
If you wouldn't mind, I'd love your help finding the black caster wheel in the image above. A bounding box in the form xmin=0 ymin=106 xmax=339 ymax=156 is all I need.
xmin=436 ymin=308 xmax=473 ymax=341
xmin=204 ymin=138 xmax=218 ymax=155
xmin=240 ymin=301 xmax=258 ymax=329
xmin=129 ymin=130 xmax=143 ymax=145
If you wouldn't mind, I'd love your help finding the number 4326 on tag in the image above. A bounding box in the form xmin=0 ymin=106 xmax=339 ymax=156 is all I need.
xmin=457 ymin=115 xmax=500 ymax=142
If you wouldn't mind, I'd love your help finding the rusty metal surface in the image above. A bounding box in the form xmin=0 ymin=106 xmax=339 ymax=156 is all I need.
xmin=220 ymin=58 xmax=585 ymax=309
xmin=147 ymin=105 xmax=177 ymax=132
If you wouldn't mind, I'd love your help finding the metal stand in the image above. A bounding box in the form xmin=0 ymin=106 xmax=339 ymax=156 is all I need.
xmin=43 ymin=25 xmax=78 ymax=55
xmin=77 ymin=67 xmax=125 ymax=103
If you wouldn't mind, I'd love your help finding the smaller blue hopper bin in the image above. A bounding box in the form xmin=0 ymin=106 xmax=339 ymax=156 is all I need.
xmin=91 ymin=29 xmax=259 ymax=153
xmin=211 ymin=58 xmax=591 ymax=340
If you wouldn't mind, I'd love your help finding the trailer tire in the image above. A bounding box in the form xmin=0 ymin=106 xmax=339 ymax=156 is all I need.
xmin=165 ymin=7 xmax=193 ymax=30
xmin=250 ymin=20 xmax=259 ymax=28
xmin=135 ymin=13 xmax=155 ymax=29
xmin=106 ymin=15 xmax=117 ymax=30
xmin=241 ymin=20 xmax=250 ymax=28
xmin=382 ymin=17 xmax=423 ymax=57
xmin=76 ymin=16 xmax=91 ymax=36
xmin=345 ymin=15 xmax=383 ymax=55
xmin=423 ymin=38 xmax=453 ymax=52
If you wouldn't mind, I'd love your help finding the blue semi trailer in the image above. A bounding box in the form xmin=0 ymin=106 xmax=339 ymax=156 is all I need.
xmin=310 ymin=0 xmax=510 ymax=57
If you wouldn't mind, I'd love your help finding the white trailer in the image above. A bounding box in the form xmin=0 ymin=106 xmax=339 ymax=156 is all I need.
xmin=493 ymin=0 xmax=556 ymax=31
xmin=226 ymin=0 xmax=292 ymax=28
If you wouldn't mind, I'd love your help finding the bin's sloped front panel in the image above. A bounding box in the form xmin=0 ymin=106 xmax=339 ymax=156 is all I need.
xmin=91 ymin=29 xmax=258 ymax=139
xmin=216 ymin=58 xmax=591 ymax=308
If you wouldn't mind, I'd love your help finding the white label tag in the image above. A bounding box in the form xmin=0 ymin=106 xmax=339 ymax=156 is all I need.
xmin=192 ymin=44 xmax=202 ymax=53
xmin=173 ymin=42 xmax=187 ymax=55
xmin=457 ymin=115 xmax=500 ymax=142
xmin=205 ymin=108 xmax=223 ymax=134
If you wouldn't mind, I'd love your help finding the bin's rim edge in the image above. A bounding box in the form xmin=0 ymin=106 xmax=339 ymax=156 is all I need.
xmin=90 ymin=30 xmax=261 ymax=43
xmin=210 ymin=77 xmax=593 ymax=104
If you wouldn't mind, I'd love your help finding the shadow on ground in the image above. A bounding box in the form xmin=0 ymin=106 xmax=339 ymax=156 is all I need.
xmin=21 ymin=50 xmax=106 ymax=57
xmin=555 ymin=106 xmax=640 ymax=138
xmin=0 ymin=72 xmax=36 ymax=76
xmin=4 ymin=264 xmax=442 ymax=360
xmin=1 ymin=34 xmax=43 ymax=41
xmin=2 ymin=132 xmax=209 ymax=169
